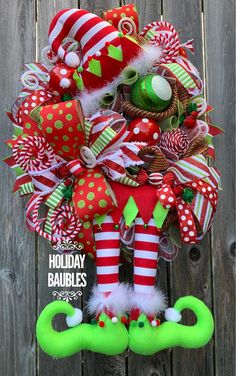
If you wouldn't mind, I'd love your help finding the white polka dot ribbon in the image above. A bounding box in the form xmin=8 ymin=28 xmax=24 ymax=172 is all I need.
xmin=156 ymin=177 xmax=218 ymax=244
xmin=156 ymin=183 xmax=197 ymax=244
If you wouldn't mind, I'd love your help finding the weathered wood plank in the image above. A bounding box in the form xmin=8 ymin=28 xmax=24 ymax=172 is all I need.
xmin=78 ymin=2 xmax=128 ymax=375
xmin=204 ymin=0 xmax=236 ymax=375
xmin=121 ymin=1 xmax=172 ymax=375
xmin=36 ymin=1 xmax=83 ymax=376
xmin=162 ymin=1 xmax=214 ymax=375
xmin=0 ymin=1 xmax=37 ymax=376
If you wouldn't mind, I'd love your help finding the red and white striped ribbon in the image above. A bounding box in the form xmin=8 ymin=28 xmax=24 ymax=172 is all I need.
xmin=134 ymin=217 xmax=160 ymax=294
xmin=93 ymin=216 xmax=120 ymax=293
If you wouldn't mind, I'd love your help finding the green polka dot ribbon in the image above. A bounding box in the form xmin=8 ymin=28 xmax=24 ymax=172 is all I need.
xmin=38 ymin=100 xmax=85 ymax=160
xmin=73 ymin=168 xmax=116 ymax=221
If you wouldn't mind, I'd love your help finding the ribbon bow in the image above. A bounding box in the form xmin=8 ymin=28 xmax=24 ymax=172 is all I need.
xmin=156 ymin=154 xmax=221 ymax=244
xmin=67 ymin=109 xmax=143 ymax=181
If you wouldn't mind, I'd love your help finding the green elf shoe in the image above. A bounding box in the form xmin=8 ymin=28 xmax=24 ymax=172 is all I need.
xmin=128 ymin=296 xmax=214 ymax=355
xmin=36 ymin=301 xmax=129 ymax=358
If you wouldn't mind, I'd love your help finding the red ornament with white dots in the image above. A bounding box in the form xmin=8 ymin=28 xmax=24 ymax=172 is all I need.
xmin=128 ymin=118 xmax=161 ymax=144
xmin=49 ymin=63 xmax=77 ymax=96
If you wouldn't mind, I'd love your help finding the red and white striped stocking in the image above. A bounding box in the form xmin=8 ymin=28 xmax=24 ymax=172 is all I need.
xmin=93 ymin=215 xmax=120 ymax=293
xmin=133 ymin=217 xmax=160 ymax=294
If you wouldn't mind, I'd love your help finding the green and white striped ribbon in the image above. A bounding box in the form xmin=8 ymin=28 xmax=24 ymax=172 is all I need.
xmin=165 ymin=63 xmax=197 ymax=91
xmin=90 ymin=127 xmax=117 ymax=157
xmin=116 ymin=175 xmax=139 ymax=187
xmin=44 ymin=207 xmax=54 ymax=235
xmin=44 ymin=182 xmax=66 ymax=209
xmin=84 ymin=120 xmax=93 ymax=145
xmin=20 ymin=182 xmax=34 ymax=196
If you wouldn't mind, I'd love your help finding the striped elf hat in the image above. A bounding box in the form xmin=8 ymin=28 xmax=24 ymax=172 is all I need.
xmin=48 ymin=8 xmax=161 ymax=114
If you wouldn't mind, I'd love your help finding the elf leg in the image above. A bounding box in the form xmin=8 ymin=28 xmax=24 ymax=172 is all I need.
xmin=130 ymin=216 xmax=166 ymax=321
xmin=87 ymin=215 xmax=130 ymax=320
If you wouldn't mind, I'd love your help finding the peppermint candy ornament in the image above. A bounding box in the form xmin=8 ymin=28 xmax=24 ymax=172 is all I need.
xmin=12 ymin=136 xmax=55 ymax=172
xmin=160 ymin=129 xmax=190 ymax=160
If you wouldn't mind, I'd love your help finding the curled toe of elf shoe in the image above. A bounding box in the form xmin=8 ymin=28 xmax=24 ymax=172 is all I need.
xmin=128 ymin=296 xmax=215 ymax=355
xmin=36 ymin=300 xmax=129 ymax=358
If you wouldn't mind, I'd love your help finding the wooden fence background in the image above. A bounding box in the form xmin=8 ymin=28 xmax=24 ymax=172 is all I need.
xmin=0 ymin=0 xmax=235 ymax=375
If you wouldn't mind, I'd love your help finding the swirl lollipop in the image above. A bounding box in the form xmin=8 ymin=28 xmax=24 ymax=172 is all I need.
xmin=13 ymin=136 xmax=55 ymax=172
xmin=160 ymin=129 xmax=190 ymax=160
xmin=31 ymin=197 xmax=82 ymax=242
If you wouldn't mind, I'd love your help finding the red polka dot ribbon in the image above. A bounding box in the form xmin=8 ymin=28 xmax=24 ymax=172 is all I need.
xmin=73 ymin=168 xmax=116 ymax=221
xmin=157 ymin=177 xmax=218 ymax=244
xmin=38 ymin=99 xmax=85 ymax=161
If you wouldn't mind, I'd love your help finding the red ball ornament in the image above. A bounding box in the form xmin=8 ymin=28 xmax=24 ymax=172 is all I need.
xmin=128 ymin=118 xmax=161 ymax=144
xmin=49 ymin=63 xmax=77 ymax=96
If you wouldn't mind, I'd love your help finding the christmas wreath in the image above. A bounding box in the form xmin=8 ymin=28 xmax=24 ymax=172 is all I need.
xmin=4 ymin=4 xmax=223 ymax=357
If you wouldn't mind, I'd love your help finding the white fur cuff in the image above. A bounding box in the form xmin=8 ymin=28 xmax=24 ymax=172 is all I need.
xmin=130 ymin=288 xmax=167 ymax=315
xmin=87 ymin=283 xmax=131 ymax=316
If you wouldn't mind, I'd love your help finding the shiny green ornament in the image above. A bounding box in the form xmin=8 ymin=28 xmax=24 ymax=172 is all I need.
xmin=130 ymin=74 xmax=173 ymax=112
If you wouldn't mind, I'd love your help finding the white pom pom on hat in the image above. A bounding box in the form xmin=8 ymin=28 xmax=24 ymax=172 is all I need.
xmin=65 ymin=52 xmax=80 ymax=68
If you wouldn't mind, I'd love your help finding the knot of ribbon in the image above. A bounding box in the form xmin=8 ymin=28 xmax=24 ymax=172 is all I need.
xmin=66 ymin=109 xmax=144 ymax=181
xmin=156 ymin=154 xmax=220 ymax=244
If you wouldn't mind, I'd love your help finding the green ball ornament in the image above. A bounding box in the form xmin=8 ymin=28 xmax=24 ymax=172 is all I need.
xmin=130 ymin=74 xmax=173 ymax=112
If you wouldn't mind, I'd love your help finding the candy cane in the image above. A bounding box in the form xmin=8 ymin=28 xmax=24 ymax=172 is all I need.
xmin=141 ymin=21 xmax=180 ymax=63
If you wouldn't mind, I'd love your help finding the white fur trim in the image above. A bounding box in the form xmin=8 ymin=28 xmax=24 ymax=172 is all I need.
xmin=130 ymin=288 xmax=167 ymax=315
xmin=165 ymin=307 xmax=182 ymax=322
xmin=87 ymin=283 xmax=131 ymax=315
xmin=66 ymin=308 xmax=83 ymax=327
xmin=77 ymin=45 xmax=162 ymax=116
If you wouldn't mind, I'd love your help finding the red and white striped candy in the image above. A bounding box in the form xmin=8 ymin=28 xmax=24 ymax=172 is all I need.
xmin=31 ymin=196 xmax=82 ymax=242
xmin=12 ymin=136 xmax=55 ymax=173
xmin=148 ymin=172 xmax=163 ymax=187
xmin=160 ymin=129 xmax=190 ymax=160
xmin=141 ymin=21 xmax=180 ymax=63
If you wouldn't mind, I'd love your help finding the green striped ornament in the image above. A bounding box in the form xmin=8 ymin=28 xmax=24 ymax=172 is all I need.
xmin=130 ymin=74 xmax=173 ymax=112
